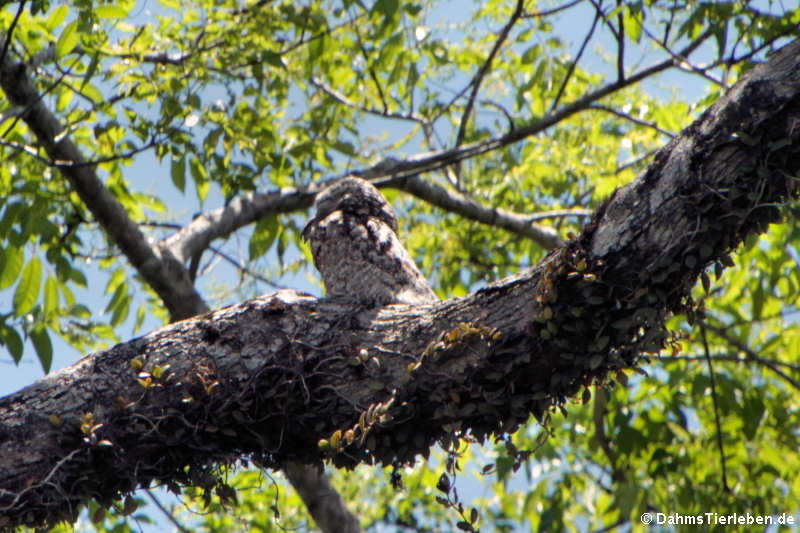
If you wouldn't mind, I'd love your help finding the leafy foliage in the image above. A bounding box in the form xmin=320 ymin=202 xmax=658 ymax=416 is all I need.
xmin=1 ymin=0 xmax=799 ymax=531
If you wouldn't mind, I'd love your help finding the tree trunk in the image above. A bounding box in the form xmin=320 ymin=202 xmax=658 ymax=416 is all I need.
xmin=1 ymin=37 xmax=799 ymax=533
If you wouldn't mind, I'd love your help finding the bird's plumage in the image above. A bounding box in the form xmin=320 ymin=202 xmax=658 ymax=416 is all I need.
xmin=303 ymin=177 xmax=437 ymax=306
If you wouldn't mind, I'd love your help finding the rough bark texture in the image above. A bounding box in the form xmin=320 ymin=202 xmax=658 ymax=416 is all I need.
xmin=0 ymin=38 xmax=798 ymax=533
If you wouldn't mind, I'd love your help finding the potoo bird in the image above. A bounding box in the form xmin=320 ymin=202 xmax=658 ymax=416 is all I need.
xmin=302 ymin=176 xmax=438 ymax=306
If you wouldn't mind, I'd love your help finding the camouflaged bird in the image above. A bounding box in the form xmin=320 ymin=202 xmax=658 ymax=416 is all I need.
xmin=303 ymin=177 xmax=437 ymax=306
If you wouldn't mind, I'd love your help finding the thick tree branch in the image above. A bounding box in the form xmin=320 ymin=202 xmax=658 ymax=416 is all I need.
xmin=1 ymin=37 xmax=798 ymax=531
xmin=384 ymin=175 xmax=562 ymax=248
xmin=162 ymin=186 xmax=318 ymax=264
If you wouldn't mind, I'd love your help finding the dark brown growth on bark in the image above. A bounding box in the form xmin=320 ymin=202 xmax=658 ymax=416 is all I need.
xmin=0 ymin=39 xmax=798 ymax=533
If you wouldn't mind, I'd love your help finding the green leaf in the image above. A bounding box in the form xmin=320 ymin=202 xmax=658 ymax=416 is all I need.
xmin=111 ymin=294 xmax=131 ymax=327
xmin=751 ymin=279 xmax=764 ymax=320
xmin=13 ymin=257 xmax=42 ymax=316
xmin=105 ymin=279 xmax=131 ymax=327
xmin=105 ymin=281 xmax=128 ymax=314
xmin=67 ymin=265 xmax=88 ymax=287
xmin=44 ymin=276 xmax=59 ymax=317
xmin=46 ymin=4 xmax=69 ymax=31
xmin=81 ymin=51 xmax=101 ymax=91
xmin=133 ymin=305 xmax=146 ymax=334
xmin=30 ymin=326 xmax=53 ymax=373
xmin=1 ymin=326 xmax=24 ymax=364
xmin=249 ymin=216 xmax=279 ymax=260
xmin=55 ymin=20 xmax=80 ymax=59
xmin=263 ymin=51 xmax=286 ymax=68
xmin=106 ymin=268 xmax=127 ymax=294
xmin=372 ymin=0 xmax=399 ymax=20
xmin=190 ymin=157 xmax=209 ymax=203
xmin=69 ymin=304 xmax=91 ymax=319
xmin=0 ymin=246 xmax=24 ymax=289
xmin=95 ymin=5 xmax=130 ymax=19
xmin=623 ymin=10 xmax=643 ymax=44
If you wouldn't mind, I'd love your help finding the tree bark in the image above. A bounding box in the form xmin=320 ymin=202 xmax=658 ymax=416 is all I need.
xmin=0 ymin=36 xmax=798 ymax=533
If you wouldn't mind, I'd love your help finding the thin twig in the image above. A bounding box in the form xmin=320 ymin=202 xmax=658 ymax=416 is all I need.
xmin=604 ymin=148 xmax=658 ymax=175
xmin=590 ymin=104 xmax=676 ymax=137
xmin=641 ymin=25 xmax=727 ymax=88
xmin=310 ymin=77 xmax=427 ymax=125
xmin=0 ymin=450 xmax=81 ymax=512
xmin=522 ymin=0 xmax=582 ymax=19
xmin=145 ymin=490 xmax=193 ymax=533
xmin=700 ymin=320 xmax=800 ymax=391
xmin=616 ymin=0 xmax=625 ymax=82
xmin=662 ymin=352 xmax=800 ymax=374
xmin=455 ymin=0 xmax=525 ymax=149
xmin=480 ymin=99 xmax=516 ymax=131
xmin=528 ymin=208 xmax=593 ymax=222
xmin=700 ymin=321 xmax=730 ymax=492
xmin=587 ymin=0 xmax=619 ymax=40
xmin=0 ymin=138 xmax=53 ymax=165
xmin=550 ymin=8 xmax=601 ymax=112
xmin=208 ymin=245 xmax=287 ymax=290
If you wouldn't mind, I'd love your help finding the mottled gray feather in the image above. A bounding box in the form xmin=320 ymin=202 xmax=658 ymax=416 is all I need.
xmin=303 ymin=177 xmax=437 ymax=306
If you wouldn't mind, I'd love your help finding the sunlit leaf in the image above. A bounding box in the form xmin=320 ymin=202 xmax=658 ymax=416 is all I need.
xmin=249 ymin=216 xmax=279 ymax=260
xmin=30 ymin=326 xmax=53 ymax=373
xmin=1 ymin=326 xmax=24 ymax=364
xmin=55 ymin=20 xmax=80 ymax=59
xmin=0 ymin=246 xmax=24 ymax=290
xmin=13 ymin=257 xmax=42 ymax=316
xmin=44 ymin=276 xmax=59 ymax=317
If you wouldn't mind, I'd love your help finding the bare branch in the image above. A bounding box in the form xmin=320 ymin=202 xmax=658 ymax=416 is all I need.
xmin=0 ymin=139 xmax=53 ymax=165
xmin=208 ymin=245 xmax=288 ymax=290
xmin=455 ymin=0 xmax=525 ymax=148
xmin=162 ymin=187 xmax=317 ymax=265
xmin=605 ymin=148 xmax=658 ymax=175
xmin=480 ymin=99 xmax=516 ymax=131
xmin=528 ymin=208 xmax=593 ymax=222
xmin=0 ymin=52 xmax=81 ymax=139
xmin=700 ymin=320 xmax=800 ymax=392
xmin=640 ymin=25 xmax=727 ymax=89
xmin=385 ymin=175 xmax=562 ymax=248
xmin=700 ymin=322 xmax=730 ymax=492
xmin=144 ymin=490 xmax=192 ymax=533
xmin=662 ymin=353 xmax=800 ymax=375
xmin=550 ymin=8 xmax=601 ymax=112
xmin=587 ymin=0 xmax=619 ymax=41
xmin=0 ymin=28 xmax=361 ymax=533
xmin=310 ymin=77 xmax=428 ymax=125
xmin=522 ymin=0 xmax=582 ymax=19
xmin=589 ymin=104 xmax=676 ymax=138
xmin=616 ymin=0 xmax=625 ymax=82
